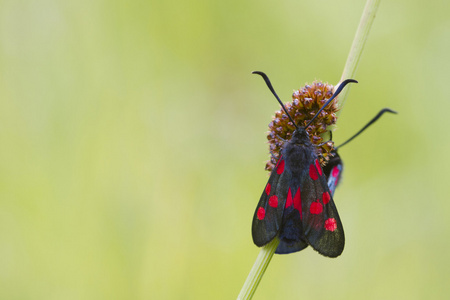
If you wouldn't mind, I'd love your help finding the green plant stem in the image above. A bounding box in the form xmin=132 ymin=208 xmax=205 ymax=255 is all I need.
xmin=237 ymin=237 xmax=280 ymax=300
xmin=335 ymin=0 xmax=380 ymax=118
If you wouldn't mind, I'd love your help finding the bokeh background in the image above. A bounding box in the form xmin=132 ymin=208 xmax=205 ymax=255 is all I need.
xmin=1 ymin=0 xmax=449 ymax=299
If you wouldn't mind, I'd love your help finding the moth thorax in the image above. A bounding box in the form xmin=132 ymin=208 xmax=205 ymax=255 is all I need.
xmin=290 ymin=128 xmax=310 ymax=145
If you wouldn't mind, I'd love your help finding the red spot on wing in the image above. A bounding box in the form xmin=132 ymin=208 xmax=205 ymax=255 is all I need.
xmin=265 ymin=183 xmax=271 ymax=195
xmin=285 ymin=188 xmax=293 ymax=208
xmin=309 ymin=164 xmax=319 ymax=180
xmin=257 ymin=207 xmax=266 ymax=220
xmin=324 ymin=218 xmax=337 ymax=231
xmin=331 ymin=166 xmax=340 ymax=178
xmin=293 ymin=187 xmax=302 ymax=218
xmin=276 ymin=160 xmax=285 ymax=175
xmin=322 ymin=192 xmax=331 ymax=205
xmin=310 ymin=201 xmax=323 ymax=214
xmin=268 ymin=195 xmax=278 ymax=208
xmin=315 ymin=159 xmax=322 ymax=176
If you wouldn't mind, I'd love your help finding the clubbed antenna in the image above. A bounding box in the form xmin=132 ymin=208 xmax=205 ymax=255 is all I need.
xmin=337 ymin=108 xmax=397 ymax=149
xmin=305 ymin=79 xmax=358 ymax=129
xmin=252 ymin=71 xmax=298 ymax=130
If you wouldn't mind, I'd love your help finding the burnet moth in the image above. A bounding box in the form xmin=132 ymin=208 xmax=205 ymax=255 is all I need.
xmin=251 ymin=71 xmax=357 ymax=257
xmin=324 ymin=108 xmax=397 ymax=196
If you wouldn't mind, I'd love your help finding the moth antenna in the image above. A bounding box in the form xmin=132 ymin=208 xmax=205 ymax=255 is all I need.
xmin=252 ymin=71 xmax=298 ymax=130
xmin=305 ymin=79 xmax=358 ymax=129
xmin=337 ymin=108 xmax=397 ymax=149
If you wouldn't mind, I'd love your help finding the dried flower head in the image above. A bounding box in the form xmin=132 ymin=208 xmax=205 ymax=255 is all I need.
xmin=266 ymin=81 xmax=338 ymax=172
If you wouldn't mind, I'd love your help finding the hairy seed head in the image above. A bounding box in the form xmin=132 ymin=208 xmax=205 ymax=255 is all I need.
xmin=266 ymin=81 xmax=339 ymax=172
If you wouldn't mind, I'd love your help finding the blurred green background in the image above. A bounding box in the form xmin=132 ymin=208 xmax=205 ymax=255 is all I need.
xmin=1 ymin=0 xmax=449 ymax=299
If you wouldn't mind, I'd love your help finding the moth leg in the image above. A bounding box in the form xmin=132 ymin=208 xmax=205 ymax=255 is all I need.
xmin=276 ymin=134 xmax=287 ymax=142
xmin=316 ymin=131 xmax=334 ymax=147
xmin=317 ymin=141 xmax=330 ymax=147
xmin=270 ymin=151 xmax=279 ymax=161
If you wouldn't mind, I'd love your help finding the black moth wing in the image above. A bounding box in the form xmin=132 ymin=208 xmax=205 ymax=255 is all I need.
xmin=301 ymin=159 xmax=345 ymax=257
xmin=252 ymin=155 xmax=290 ymax=247
xmin=323 ymin=151 xmax=343 ymax=197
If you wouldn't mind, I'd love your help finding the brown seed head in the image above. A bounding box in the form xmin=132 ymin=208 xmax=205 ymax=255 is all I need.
xmin=266 ymin=81 xmax=339 ymax=172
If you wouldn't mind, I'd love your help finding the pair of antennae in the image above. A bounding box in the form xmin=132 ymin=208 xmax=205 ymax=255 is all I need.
xmin=252 ymin=71 xmax=357 ymax=129
xmin=336 ymin=108 xmax=397 ymax=149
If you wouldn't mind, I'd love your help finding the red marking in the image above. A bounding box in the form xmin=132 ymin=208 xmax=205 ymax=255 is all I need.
xmin=309 ymin=164 xmax=318 ymax=180
xmin=274 ymin=155 xmax=282 ymax=168
xmin=293 ymin=187 xmax=302 ymax=219
xmin=277 ymin=160 xmax=285 ymax=175
xmin=269 ymin=195 xmax=278 ymax=208
xmin=265 ymin=183 xmax=271 ymax=195
xmin=325 ymin=218 xmax=337 ymax=231
xmin=310 ymin=201 xmax=323 ymax=214
xmin=322 ymin=192 xmax=331 ymax=205
xmin=285 ymin=188 xmax=293 ymax=208
xmin=332 ymin=166 xmax=340 ymax=178
xmin=315 ymin=159 xmax=322 ymax=176
xmin=257 ymin=207 xmax=266 ymax=220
